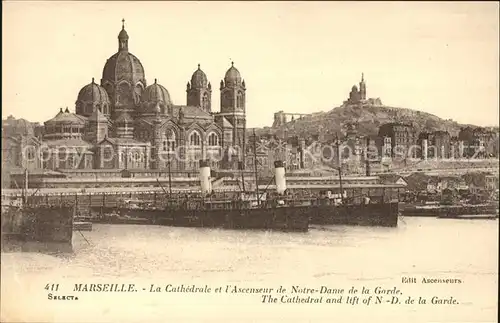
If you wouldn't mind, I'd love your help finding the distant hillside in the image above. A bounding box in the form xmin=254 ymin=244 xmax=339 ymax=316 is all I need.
xmin=252 ymin=103 xmax=484 ymax=139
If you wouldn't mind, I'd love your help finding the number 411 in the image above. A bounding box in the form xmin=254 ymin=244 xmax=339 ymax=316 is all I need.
xmin=45 ymin=284 xmax=59 ymax=291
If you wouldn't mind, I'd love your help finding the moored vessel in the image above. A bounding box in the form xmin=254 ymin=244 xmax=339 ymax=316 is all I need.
xmin=402 ymin=203 xmax=498 ymax=218
xmin=79 ymin=132 xmax=401 ymax=230
xmin=401 ymin=188 xmax=498 ymax=219
xmin=306 ymin=135 xmax=400 ymax=227
xmin=128 ymin=159 xmax=311 ymax=232
xmin=2 ymin=198 xmax=74 ymax=253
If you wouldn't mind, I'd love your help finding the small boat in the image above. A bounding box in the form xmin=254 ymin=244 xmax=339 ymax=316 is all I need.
xmin=403 ymin=203 xmax=498 ymax=219
xmin=437 ymin=213 xmax=498 ymax=220
xmin=73 ymin=221 xmax=93 ymax=231
xmin=93 ymin=212 xmax=150 ymax=225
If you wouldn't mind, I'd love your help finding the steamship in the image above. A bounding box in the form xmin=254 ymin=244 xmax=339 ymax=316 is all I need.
xmin=104 ymin=160 xmax=311 ymax=232
xmin=110 ymin=133 xmax=399 ymax=230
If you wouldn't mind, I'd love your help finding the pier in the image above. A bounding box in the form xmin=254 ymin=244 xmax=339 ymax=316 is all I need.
xmin=2 ymin=182 xmax=406 ymax=212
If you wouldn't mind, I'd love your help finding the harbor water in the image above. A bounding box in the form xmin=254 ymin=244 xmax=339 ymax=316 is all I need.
xmin=1 ymin=217 xmax=498 ymax=323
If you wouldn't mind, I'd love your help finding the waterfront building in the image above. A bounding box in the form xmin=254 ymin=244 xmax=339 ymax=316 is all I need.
xmin=378 ymin=122 xmax=417 ymax=159
xmin=458 ymin=126 xmax=499 ymax=158
xmin=418 ymin=131 xmax=452 ymax=159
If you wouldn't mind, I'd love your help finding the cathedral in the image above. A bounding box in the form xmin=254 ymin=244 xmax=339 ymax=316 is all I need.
xmin=42 ymin=20 xmax=247 ymax=172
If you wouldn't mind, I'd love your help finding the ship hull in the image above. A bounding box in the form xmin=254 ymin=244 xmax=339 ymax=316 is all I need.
xmin=158 ymin=207 xmax=310 ymax=232
xmin=83 ymin=207 xmax=159 ymax=225
xmin=402 ymin=204 xmax=498 ymax=218
xmin=92 ymin=202 xmax=398 ymax=230
xmin=1 ymin=206 xmax=73 ymax=253
xmin=88 ymin=206 xmax=310 ymax=232
xmin=309 ymin=202 xmax=399 ymax=227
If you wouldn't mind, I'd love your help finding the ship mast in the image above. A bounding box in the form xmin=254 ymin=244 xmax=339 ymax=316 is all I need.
xmin=253 ymin=129 xmax=260 ymax=206
xmin=239 ymin=161 xmax=246 ymax=193
xmin=335 ymin=134 xmax=344 ymax=204
xmin=125 ymin=145 xmax=129 ymax=170
xmin=22 ymin=168 xmax=28 ymax=206
xmin=167 ymin=158 xmax=172 ymax=196
xmin=365 ymin=136 xmax=371 ymax=177
xmin=242 ymin=104 xmax=247 ymax=192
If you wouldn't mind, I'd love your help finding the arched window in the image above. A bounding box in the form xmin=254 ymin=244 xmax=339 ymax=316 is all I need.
xmin=202 ymin=93 xmax=209 ymax=111
xmin=117 ymin=82 xmax=132 ymax=106
xmin=223 ymin=92 xmax=231 ymax=108
xmin=68 ymin=155 xmax=74 ymax=169
xmin=85 ymin=104 xmax=92 ymax=115
xmin=208 ymin=132 xmax=219 ymax=146
xmin=237 ymin=91 xmax=244 ymax=109
xmin=165 ymin=129 xmax=176 ymax=151
xmin=134 ymin=85 xmax=143 ymax=105
xmin=189 ymin=131 xmax=201 ymax=146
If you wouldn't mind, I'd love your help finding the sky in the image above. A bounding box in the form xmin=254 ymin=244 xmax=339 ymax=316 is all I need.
xmin=2 ymin=1 xmax=499 ymax=128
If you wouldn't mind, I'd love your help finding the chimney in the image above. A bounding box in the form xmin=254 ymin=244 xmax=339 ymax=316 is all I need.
xmin=274 ymin=160 xmax=286 ymax=194
xmin=199 ymin=159 xmax=212 ymax=195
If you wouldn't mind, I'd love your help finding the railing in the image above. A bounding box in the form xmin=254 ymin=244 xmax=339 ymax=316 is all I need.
xmin=16 ymin=185 xmax=403 ymax=211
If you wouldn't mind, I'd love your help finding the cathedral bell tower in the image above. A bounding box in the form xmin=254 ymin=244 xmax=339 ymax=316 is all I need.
xmin=187 ymin=64 xmax=212 ymax=113
xmin=220 ymin=62 xmax=246 ymax=156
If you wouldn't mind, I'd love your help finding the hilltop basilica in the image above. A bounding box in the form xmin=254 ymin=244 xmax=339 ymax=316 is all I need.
xmin=41 ymin=20 xmax=246 ymax=172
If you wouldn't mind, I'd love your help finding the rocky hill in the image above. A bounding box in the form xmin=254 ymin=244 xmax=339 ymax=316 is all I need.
xmin=252 ymin=103 xmax=485 ymax=139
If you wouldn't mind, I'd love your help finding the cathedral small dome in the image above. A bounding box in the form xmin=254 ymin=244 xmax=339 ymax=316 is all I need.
xmin=351 ymin=85 xmax=358 ymax=91
xmin=224 ymin=62 xmax=242 ymax=86
xmin=141 ymin=80 xmax=172 ymax=115
xmin=77 ymin=79 xmax=110 ymax=105
xmin=191 ymin=64 xmax=208 ymax=88
xmin=76 ymin=79 xmax=111 ymax=116
xmin=142 ymin=80 xmax=172 ymax=105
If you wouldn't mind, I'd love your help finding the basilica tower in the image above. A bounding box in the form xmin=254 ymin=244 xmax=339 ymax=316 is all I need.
xmin=359 ymin=73 xmax=366 ymax=101
xmin=219 ymin=62 xmax=246 ymax=151
xmin=187 ymin=64 xmax=212 ymax=113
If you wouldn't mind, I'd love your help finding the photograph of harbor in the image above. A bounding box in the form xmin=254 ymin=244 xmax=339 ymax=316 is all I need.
xmin=1 ymin=2 xmax=498 ymax=322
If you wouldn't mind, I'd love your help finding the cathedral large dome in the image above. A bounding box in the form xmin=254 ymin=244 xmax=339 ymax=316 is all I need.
xmin=100 ymin=21 xmax=147 ymax=116
xmin=102 ymin=51 xmax=145 ymax=85
xmin=101 ymin=21 xmax=146 ymax=86
xmin=76 ymin=78 xmax=111 ymax=116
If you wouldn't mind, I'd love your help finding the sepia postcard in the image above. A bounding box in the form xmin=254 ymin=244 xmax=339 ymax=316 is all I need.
xmin=1 ymin=1 xmax=499 ymax=322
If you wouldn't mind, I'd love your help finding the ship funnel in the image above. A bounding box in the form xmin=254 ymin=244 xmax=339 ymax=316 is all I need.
xmin=274 ymin=160 xmax=286 ymax=194
xmin=199 ymin=159 xmax=212 ymax=195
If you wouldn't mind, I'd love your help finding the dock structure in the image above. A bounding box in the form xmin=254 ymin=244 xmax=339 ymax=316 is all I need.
xmin=2 ymin=182 xmax=406 ymax=214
